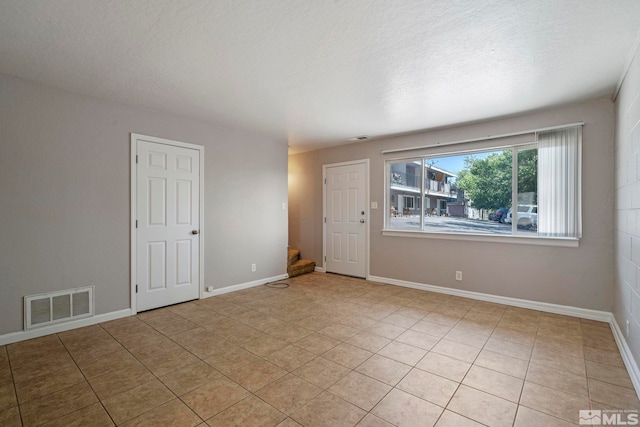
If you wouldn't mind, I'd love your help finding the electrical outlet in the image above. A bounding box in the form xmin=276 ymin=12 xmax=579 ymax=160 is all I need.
xmin=455 ymin=271 xmax=462 ymax=281
xmin=251 ymin=263 xmax=256 ymax=272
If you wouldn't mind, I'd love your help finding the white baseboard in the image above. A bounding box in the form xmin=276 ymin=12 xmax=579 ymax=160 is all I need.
xmin=314 ymin=266 xmax=326 ymax=273
xmin=2 ymin=275 xmax=289 ymax=345
xmin=367 ymin=275 xmax=611 ymax=322
xmin=201 ymin=274 xmax=289 ymax=298
xmin=368 ymin=275 xmax=640 ymax=398
xmin=610 ymin=317 xmax=640 ymax=399
xmin=0 ymin=308 xmax=133 ymax=346
xmin=4 ymin=273 xmax=639 ymax=401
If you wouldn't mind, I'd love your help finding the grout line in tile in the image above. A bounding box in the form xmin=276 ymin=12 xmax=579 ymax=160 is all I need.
xmin=3 ymin=345 xmax=24 ymax=427
xmin=6 ymin=276 xmax=636 ymax=427
xmin=58 ymin=328 xmax=122 ymax=427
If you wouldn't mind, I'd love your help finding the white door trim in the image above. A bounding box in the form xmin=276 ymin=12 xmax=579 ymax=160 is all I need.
xmin=130 ymin=133 xmax=204 ymax=315
xmin=322 ymin=159 xmax=370 ymax=279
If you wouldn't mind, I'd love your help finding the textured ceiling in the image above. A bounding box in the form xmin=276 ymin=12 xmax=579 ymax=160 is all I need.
xmin=1 ymin=1 xmax=639 ymax=153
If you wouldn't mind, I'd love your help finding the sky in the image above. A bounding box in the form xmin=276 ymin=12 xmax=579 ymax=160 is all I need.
xmin=428 ymin=151 xmax=494 ymax=176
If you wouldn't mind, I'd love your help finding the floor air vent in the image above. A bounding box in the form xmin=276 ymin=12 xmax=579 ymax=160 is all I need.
xmin=24 ymin=286 xmax=94 ymax=330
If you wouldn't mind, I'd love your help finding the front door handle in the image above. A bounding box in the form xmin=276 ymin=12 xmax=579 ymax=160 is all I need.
xmin=360 ymin=219 xmax=365 ymax=223
xmin=192 ymin=230 xmax=199 ymax=235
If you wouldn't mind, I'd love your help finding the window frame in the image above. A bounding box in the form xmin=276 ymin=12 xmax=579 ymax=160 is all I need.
xmin=383 ymin=142 xmax=580 ymax=248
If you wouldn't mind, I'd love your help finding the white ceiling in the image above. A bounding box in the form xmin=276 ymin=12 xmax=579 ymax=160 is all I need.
xmin=1 ymin=1 xmax=639 ymax=153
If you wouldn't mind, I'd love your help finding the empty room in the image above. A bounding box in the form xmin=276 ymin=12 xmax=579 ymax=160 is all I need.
xmin=2 ymin=1 xmax=640 ymax=426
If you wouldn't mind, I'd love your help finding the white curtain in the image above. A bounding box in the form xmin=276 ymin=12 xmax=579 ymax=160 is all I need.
xmin=537 ymin=126 xmax=582 ymax=238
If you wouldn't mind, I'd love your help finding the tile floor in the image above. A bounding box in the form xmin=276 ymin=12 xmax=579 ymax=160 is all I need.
xmin=0 ymin=272 xmax=638 ymax=426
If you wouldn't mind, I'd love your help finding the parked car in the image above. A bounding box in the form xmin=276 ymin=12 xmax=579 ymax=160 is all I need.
xmin=489 ymin=207 xmax=508 ymax=222
xmin=503 ymin=205 xmax=538 ymax=229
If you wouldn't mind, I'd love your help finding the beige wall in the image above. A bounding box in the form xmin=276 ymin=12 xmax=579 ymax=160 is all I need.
xmin=614 ymin=41 xmax=640 ymax=363
xmin=0 ymin=73 xmax=288 ymax=335
xmin=290 ymin=99 xmax=615 ymax=311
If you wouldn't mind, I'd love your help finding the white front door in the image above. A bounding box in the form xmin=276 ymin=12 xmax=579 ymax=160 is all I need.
xmin=136 ymin=138 xmax=200 ymax=311
xmin=325 ymin=162 xmax=367 ymax=278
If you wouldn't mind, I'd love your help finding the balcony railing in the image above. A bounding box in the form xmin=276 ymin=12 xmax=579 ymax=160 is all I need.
xmin=391 ymin=171 xmax=420 ymax=188
xmin=426 ymin=179 xmax=457 ymax=197
xmin=391 ymin=172 xmax=458 ymax=198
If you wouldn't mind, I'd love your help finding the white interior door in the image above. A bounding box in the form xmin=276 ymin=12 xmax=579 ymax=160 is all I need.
xmin=325 ymin=162 xmax=367 ymax=278
xmin=136 ymin=139 xmax=200 ymax=311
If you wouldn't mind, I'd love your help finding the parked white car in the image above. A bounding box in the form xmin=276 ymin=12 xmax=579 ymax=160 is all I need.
xmin=503 ymin=205 xmax=538 ymax=230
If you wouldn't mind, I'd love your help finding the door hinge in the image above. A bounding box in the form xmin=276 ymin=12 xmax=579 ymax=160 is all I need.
xmin=135 ymin=284 xmax=138 ymax=293
xmin=324 ymin=217 xmax=326 ymax=223
xmin=135 ymin=220 xmax=138 ymax=228
xmin=324 ymin=256 xmax=326 ymax=262
xmin=136 ymin=155 xmax=138 ymax=164
xmin=324 ymin=178 xmax=327 ymax=184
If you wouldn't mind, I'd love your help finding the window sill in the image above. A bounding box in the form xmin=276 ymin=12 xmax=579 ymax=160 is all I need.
xmin=381 ymin=229 xmax=579 ymax=247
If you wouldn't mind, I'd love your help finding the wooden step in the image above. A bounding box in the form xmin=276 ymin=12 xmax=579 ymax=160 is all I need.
xmin=287 ymin=249 xmax=300 ymax=267
xmin=287 ymin=259 xmax=316 ymax=278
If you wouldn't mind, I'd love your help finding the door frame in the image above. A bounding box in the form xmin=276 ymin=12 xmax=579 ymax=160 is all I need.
xmin=130 ymin=133 xmax=205 ymax=315
xmin=322 ymin=159 xmax=370 ymax=279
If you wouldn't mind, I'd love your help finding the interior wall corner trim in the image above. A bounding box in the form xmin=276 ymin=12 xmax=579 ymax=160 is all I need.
xmin=610 ymin=317 xmax=640 ymax=400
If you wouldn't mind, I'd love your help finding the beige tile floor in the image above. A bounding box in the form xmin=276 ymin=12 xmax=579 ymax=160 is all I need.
xmin=1 ymin=272 xmax=638 ymax=426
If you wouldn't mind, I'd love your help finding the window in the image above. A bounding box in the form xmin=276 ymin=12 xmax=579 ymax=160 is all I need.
xmin=385 ymin=126 xmax=582 ymax=241
xmin=403 ymin=196 xmax=415 ymax=209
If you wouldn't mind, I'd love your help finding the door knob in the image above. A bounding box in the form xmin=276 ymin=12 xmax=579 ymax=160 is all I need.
xmin=360 ymin=219 xmax=365 ymax=223
xmin=191 ymin=230 xmax=199 ymax=235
